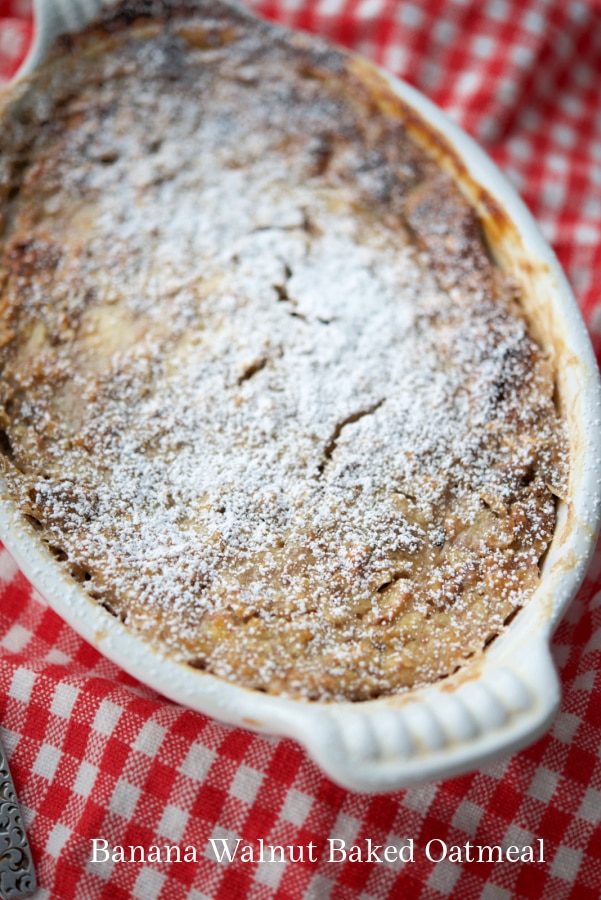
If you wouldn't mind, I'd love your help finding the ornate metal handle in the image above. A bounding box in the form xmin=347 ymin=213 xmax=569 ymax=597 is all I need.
xmin=0 ymin=740 xmax=36 ymax=899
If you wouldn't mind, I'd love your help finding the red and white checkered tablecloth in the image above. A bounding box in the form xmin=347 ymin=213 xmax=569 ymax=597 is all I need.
xmin=0 ymin=1 xmax=600 ymax=897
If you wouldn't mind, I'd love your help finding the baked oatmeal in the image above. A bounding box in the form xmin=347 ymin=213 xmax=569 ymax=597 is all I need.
xmin=0 ymin=0 xmax=567 ymax=700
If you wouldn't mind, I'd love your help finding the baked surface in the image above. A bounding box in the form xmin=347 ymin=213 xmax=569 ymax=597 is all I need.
xmin=0 ymin=0 xmax=567 ymax=700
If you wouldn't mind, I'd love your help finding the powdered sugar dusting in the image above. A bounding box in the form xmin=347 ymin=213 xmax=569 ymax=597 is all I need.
xmin=0 ymin=11 xmax=567 ymax=700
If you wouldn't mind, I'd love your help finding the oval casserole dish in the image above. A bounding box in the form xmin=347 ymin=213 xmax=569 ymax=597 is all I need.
xmin=0 ymin=0 xmax=599 ymax=791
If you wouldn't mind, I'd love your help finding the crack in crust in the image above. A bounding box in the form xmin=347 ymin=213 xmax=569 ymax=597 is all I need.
xmin=317 ymin=401 xmax=385 ymax=476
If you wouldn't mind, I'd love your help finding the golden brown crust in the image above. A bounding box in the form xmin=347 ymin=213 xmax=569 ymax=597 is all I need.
xmin=0 ymin=1 xmax=567 ymax=700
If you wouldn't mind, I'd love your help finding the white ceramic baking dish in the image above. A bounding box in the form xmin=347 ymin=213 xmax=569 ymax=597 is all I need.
xmin=2 ymin=0 xmax=600 ymax=792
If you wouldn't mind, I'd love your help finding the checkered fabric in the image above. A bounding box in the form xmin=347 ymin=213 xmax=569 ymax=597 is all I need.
xmin=0 ymin=1 xmax=600 ymax=897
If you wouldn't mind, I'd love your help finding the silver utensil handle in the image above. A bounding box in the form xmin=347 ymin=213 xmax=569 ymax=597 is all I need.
xmin=0 ymin=739 xmax=36 ymax=898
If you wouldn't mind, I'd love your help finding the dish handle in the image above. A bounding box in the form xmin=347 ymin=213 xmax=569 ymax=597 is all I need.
xmin=294 ymin=636 xmax=560 ymax=792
